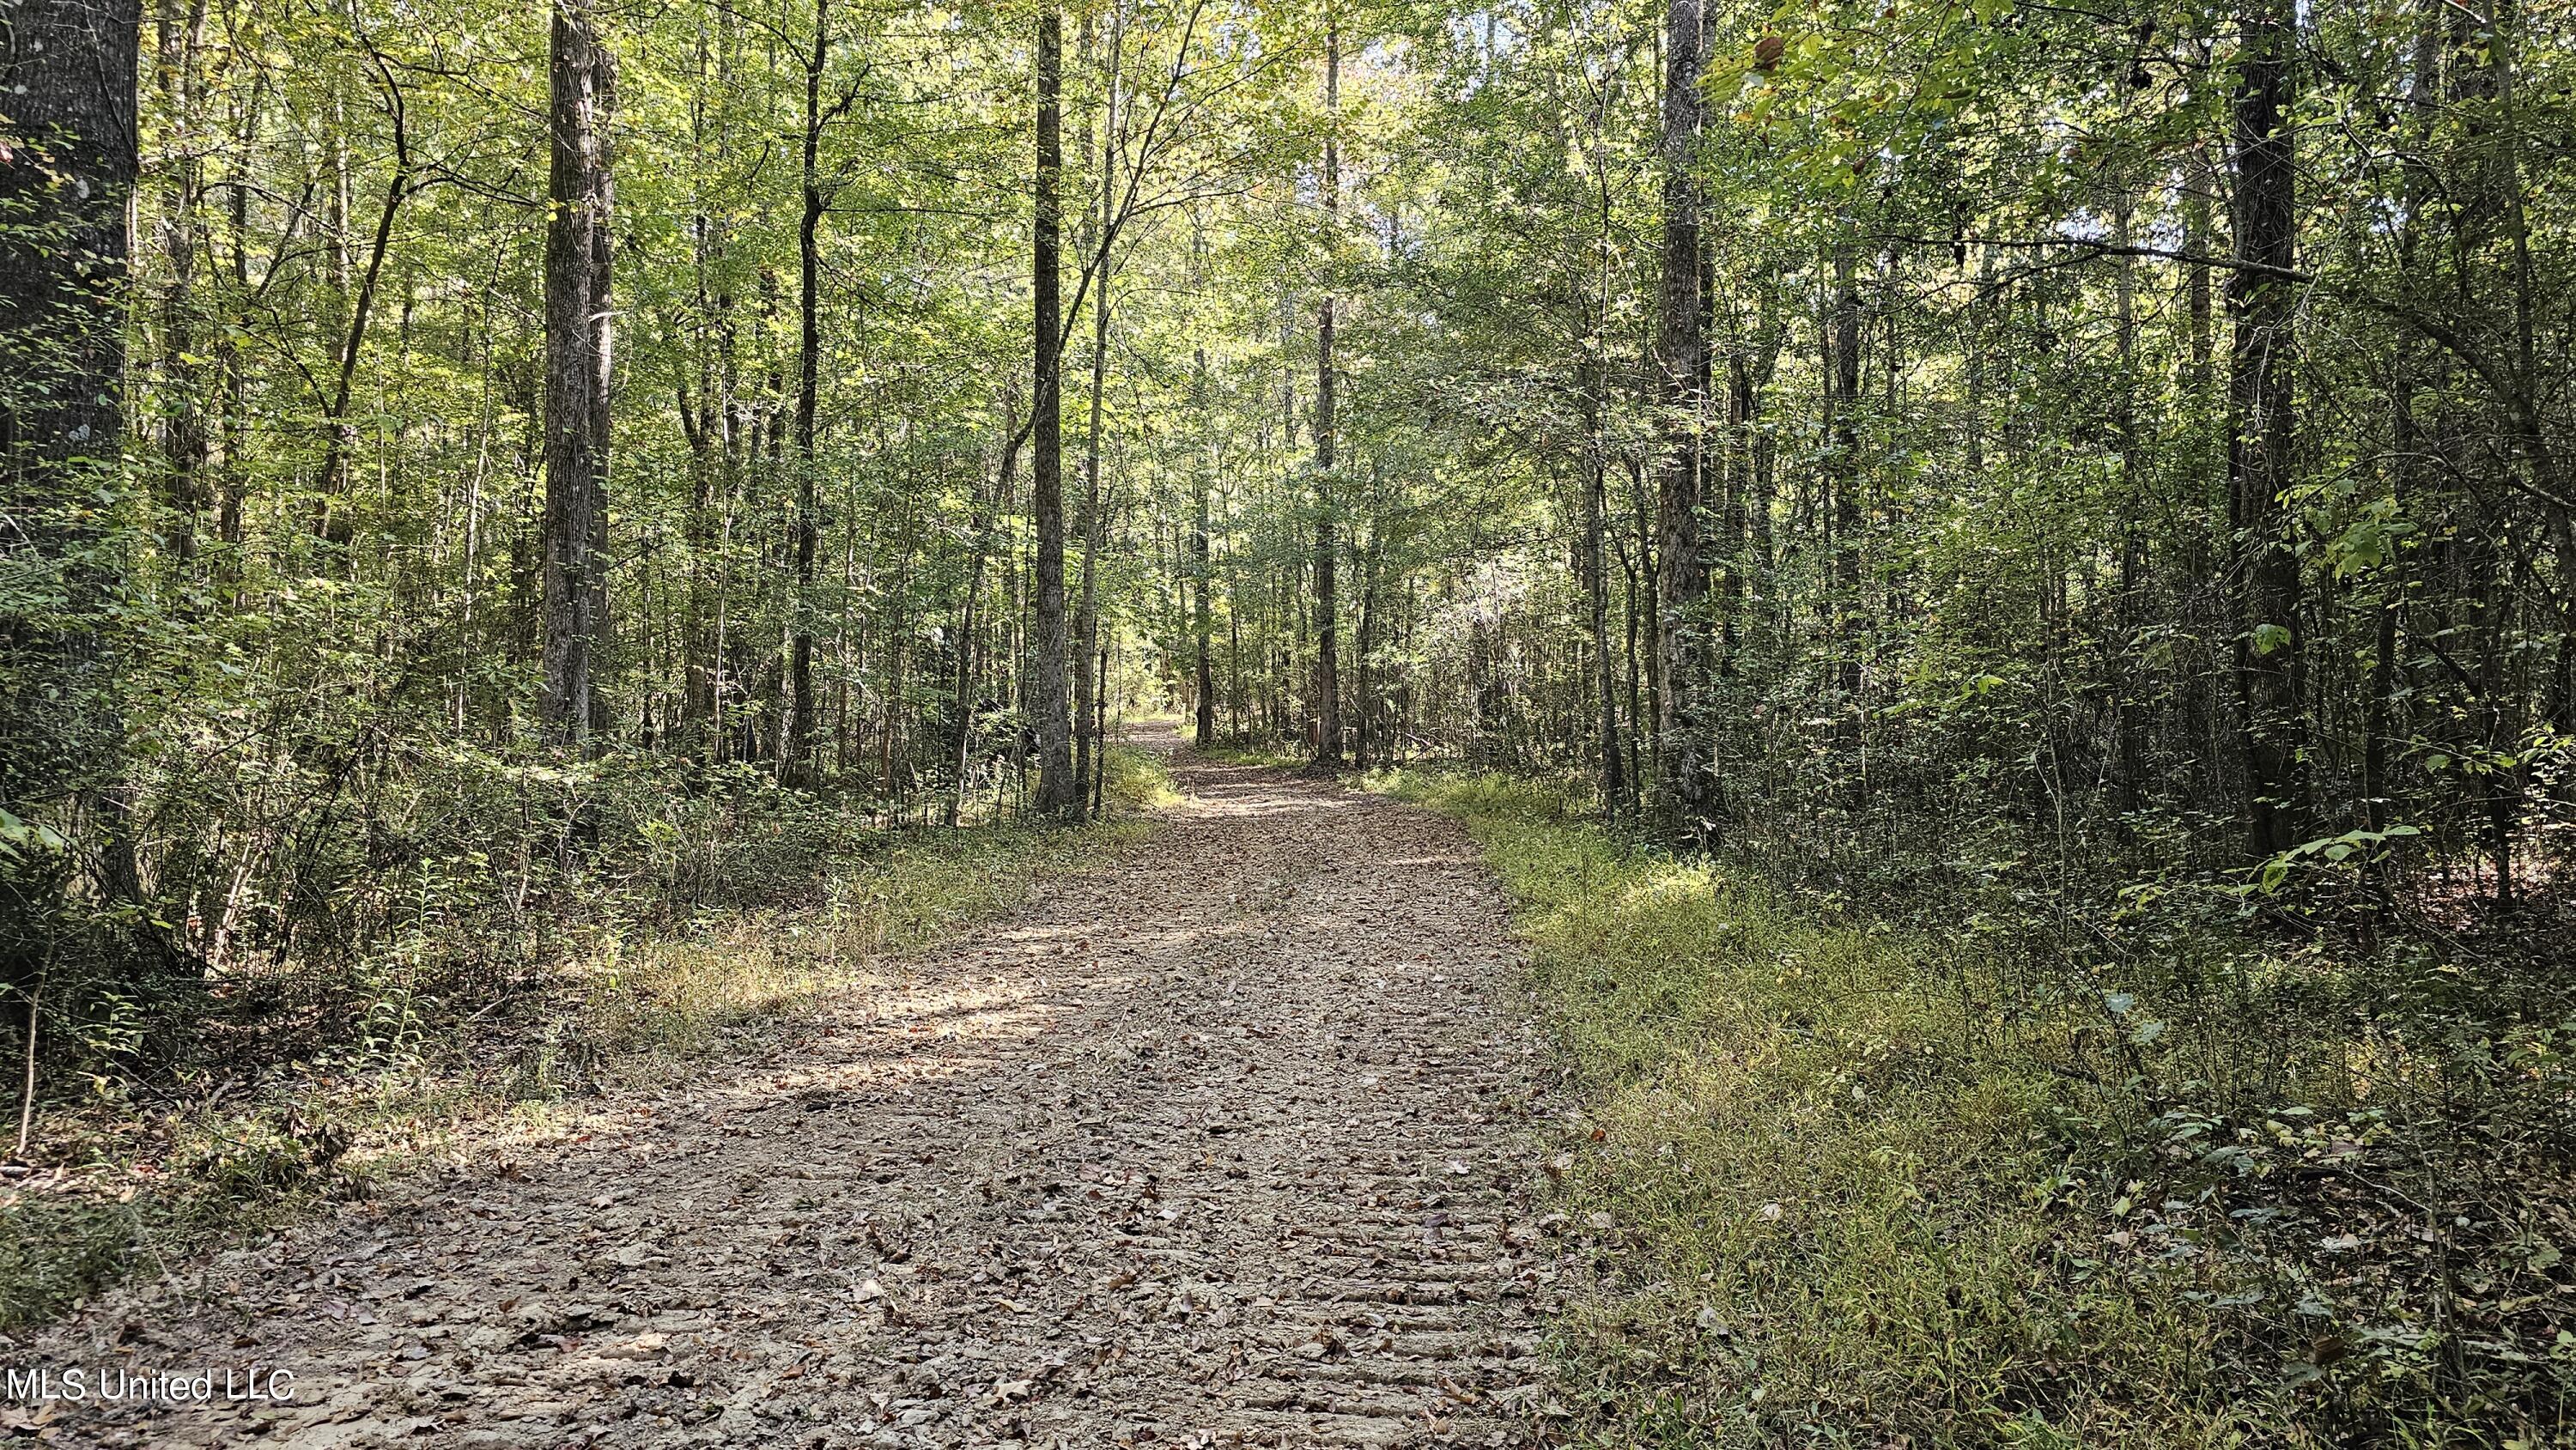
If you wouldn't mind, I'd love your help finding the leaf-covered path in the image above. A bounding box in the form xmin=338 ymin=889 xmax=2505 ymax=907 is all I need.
xmin=36 ymin=735 xmax=1554 ymax=1448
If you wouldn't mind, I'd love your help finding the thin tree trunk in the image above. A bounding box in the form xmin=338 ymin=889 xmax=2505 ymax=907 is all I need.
xmin=316 ymin=49 xmax=416 ymax=551
xmin=1193 ymin=348 xmax=1217 ymax=747
xmin=1587 ymin=451 xmax=1623 ymax=819
xmin=2113 ymin=195 xmax=2148 ymax=806
xmin=1091 ymin=639 xmax=1111 ymax=813
xmin=1831 ymin=246 xmax=1863 ymax=761
xmin=1072 ymin=15 xmax=1119 ymax=818
xmin=1354 ymin=513 xmax=1380 ymax=767
xmin=155 ymin=0 xmax=210 ymax=565
xmin=1649 ymin=0 xmax=1706 ymax=839
xmin=952 ymin=397 xmax=1016 ymax=826
xmin=1310 ymin=20 xmax=1344 ymax=764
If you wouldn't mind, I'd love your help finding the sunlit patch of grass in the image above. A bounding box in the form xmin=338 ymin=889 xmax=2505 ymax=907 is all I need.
xmin=1103 ymin=743 xmax=1182 ymax=810
xmin=1194 ymin=738 xmax=1306 ymax=768
xmin=1372 ymin=767 xmax=2283 ymax=1447
xmin=582 ymin=812 xmax=1154 ymax=1061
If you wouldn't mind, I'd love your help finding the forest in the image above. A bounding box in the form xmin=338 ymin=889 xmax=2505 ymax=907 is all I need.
xmin=3 ymin=0 xmax=2573 ymax=1440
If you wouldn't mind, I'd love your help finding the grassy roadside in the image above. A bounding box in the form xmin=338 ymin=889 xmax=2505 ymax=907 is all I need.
xmin=0 ymin=747 xmax=1174 ymax=1329
xmin=1370 ymin=767 xmax=2562 ymax=1448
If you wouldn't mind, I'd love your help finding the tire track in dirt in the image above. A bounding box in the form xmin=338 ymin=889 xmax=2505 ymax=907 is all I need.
xmin=22 ymin=729 xmax=1558 ymax=1448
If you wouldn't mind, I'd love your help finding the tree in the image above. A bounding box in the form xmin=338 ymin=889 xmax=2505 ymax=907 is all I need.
xmin=1649 ymin=0 xmax=1705 ymax=839
xmin=1193 ymin=346 xmax=1217 ymax=749
xmin=1309 ymin=16 xmax=1345 ymax=765
xmin=786 ymin=0 xmax=858 ymax=786
xmin=0 ymin=0 xmax=145 ymax=858
xmin=540 ymin=0 xmax=615 ymax=745
xmin=1030 ymin=0 xmax=1079 ymax=818
xmin=2227 ymin=0 xmax=2303 ymax=855
xmin=1072 ymin=2 xmax=1124 ymax=812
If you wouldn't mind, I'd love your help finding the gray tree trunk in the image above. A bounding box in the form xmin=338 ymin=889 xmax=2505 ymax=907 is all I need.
xmin=1310 ymin=21 xmax=1344 ymax=765
xmin=0 ymin=0 xmax=142 ymax=815
xmin=540 ymin=0 xmax=615 ymax=745
xmin=1030 ymin=2 xmax=1079 ymax=816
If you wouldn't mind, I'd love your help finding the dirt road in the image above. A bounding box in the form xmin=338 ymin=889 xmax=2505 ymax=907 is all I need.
xmin=26 ymin=735 xmax=1555 ymax=1448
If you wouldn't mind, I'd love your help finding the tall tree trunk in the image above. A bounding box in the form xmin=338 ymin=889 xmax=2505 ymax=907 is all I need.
xmin=1193 ymin=348 xmax=1217 ymax=747
xmin=539 ymin=0 xmax=614 ymax=745
xmin=2178 ymin=148 xmax=2223 ymax=798
xmin=684 ymin=294 xmax=735 ymax=746
xmin=2112 ymin=195 xmax=2148 ymax=806
xmin=1584 ymin=108 xmax=1627 ymax=818
xmin=1830 ymin=246 xmax=1864 ymax=762
xmin=1587 ymin=449 xmax=1624 ymax=820
xmin=1649 ymin=0 xmax=1706 ymax=840
xmin=1354 ymin=512 xmax=1380 ymax=767
xmin=155 ymin=0 xmax=210 ymax=565
xmin=1747 ymin=272 xmax=1778 ymax=650
xmin=213 ymin=63 xmax=262 ymax=551
xmin=0 ymin=0 xmax=146 ymax=919
xmin=785 ymin=0 xmax=835 ymax=786
xmin=1072 ymin=13 xmax=1120 ymax=817
xmin=2228 ymin=0 xmax=2305 ymax=856
xmin=1310 ymin=20 xmax=1344 ymax=765
xmin=1030 ymin=0 xmax=1079 ymax=816
xmin=684 ymin=17 xmax=739 ymax=754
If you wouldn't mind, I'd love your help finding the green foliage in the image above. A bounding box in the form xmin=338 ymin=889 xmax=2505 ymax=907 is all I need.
xmin=1386 ymin=767 xmax=2574 ymax=1447
xmin=0 ymin=763 xmax=1154 ymax=1329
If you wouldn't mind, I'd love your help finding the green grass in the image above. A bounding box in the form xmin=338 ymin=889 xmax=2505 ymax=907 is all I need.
xmin=0 ymin=747 xmax=1172 ymax=1329
xmin=1194 ymin=737 xmax=1309 ymax=768
xmin=1370 ymin=768 xmax=2298 ymax=1447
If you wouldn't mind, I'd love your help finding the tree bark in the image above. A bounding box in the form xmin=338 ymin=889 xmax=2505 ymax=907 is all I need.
xmin=1193 ymin=348 xmax=1217 ymax=747
xmin=540 ymin=0 xmax=615 ymax=746
xmin=2112 ymin=195 xmax=2148 ymax=807
xmin=1072 ymin=10 xmax=1120 ymax=817
xmin=1310 ymin=20 xmax=1344 ymax=765
xmin=1030 ymin=1 xmax=1079 ymax=816
xmin=0 ymin=0 xmax=144 ymax=891
xmin=1354 ymin=512 xmax=1380 ymax=767
xmin=786 ymin=0 xmax=835 ymax=786
xmin=2228 ymin=0 xmax=2306 ymax=855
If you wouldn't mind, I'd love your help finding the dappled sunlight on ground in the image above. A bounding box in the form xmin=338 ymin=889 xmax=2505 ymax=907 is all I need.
xmin=35 ymin=741 xmax=1553 ymax=1450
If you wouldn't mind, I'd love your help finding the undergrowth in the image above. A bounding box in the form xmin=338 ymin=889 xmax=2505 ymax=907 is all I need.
xmin=1371 ymin=767 xmax=2573 ymax=1449
xmin=0 ymin=746 xmax=1172 ymax=1329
